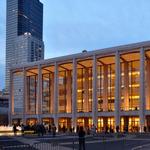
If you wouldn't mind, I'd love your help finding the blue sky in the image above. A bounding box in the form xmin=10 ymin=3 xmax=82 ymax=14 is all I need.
xmin=0 ymin=0 xmax=150 ymax=89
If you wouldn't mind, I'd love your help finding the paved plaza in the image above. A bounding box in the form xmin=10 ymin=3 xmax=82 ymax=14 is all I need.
xmin=1 ymin=133 xmax=150 ymax=150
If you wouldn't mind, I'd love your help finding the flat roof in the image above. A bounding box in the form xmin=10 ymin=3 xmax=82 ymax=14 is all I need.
xmin=11 ymin=40 xmax=150 ymax=70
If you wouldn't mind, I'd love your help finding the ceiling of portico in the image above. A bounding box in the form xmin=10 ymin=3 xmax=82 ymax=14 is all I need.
xmin=77 ymin=59 xmax=93 ymax=68
xmin=121 ymin=52 xmax=140 ymax=62
xmin=42 ymin=66 xmax=55 ymax=73
xmin=59 ymin=63 xmax=73 ymax=71
xmin=97 ymin=56 xmax=115 ymax=65
xmin=26 ymin=68 xmax=38 ymax=76
xmin=146 ymin=50 xmax=150 ymax=59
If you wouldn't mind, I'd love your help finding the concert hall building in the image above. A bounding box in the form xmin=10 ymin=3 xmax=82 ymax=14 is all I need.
xmin=10 ymin=41 xmax=150 ymax=132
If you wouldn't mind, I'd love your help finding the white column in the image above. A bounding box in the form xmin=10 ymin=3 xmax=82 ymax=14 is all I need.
xmin=83 ymin=68 xmax=89 ymax=112
xmin=37 ymin=65 xmax=42 ymax=123
xmin=115 ymin=50 xmax=121 ymax=128
xmin=72 ymin=58 xmax=77 ymax=129
xmin=139 ymin=48 xmax=145 ymax=132
xmin=124 ymin=62 xmax=129 ymax=111
xmin=103 ymin=65 xmax=108 ymax=111
xmin=54 ymin=62 xmax=58 ymax=128
xmin=92 ymin=55 xmax=98 ymax=126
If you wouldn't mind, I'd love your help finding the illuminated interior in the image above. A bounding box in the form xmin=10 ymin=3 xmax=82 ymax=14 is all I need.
xmin=26 ymin=68 xmax=38 ymax=114
xmin=10 ymin=45 xmax=150 ymax=133
xmin=97 ymin=56 xmax=115 ymax=112
xmin=120 ymin=52 xmax=140 ymax=111
xmin=26 ymin=118 xmax=37 ymax=125
xmin=145 ymin=50 xmax=150 ymax=110
xmin=42 ymin=65 xmax=55 ymax=114
xmin=77 ymin=117 xmax=93 ymax=128
xmin=42 ymin=118 xmax=54 ymax=125
xmin=58 ymin=118 xmax=71 ymax=131
xmin=77 ymin=59 xmax=93 ymax=112
xmin=58 ymin=63 xmax=72 ymax=113
xmin=120 ymin=116 xmax=140 ymax=132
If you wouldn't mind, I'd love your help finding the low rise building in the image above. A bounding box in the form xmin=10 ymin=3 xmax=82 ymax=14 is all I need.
xmin=9 ymin=41 xmax=150 ymax=132
xmin=0 ymin=91 xmax=9 ymax=125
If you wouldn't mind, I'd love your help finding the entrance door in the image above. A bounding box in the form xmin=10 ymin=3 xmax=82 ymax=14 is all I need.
xmin=129 ymin=117 xmax=139 ymax=132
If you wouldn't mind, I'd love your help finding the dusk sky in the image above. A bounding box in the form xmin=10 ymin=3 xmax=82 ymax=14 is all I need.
xmin=1 ymin=0 xmax=150 ymax=90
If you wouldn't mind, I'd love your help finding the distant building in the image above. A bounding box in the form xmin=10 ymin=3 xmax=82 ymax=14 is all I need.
xmin=0 ymin=92 xmax=9 ymax=125
xmin=6 ymin=0 xmax=44 ymax=91
xmin=10 ymin=41 xmax=150 ymax=132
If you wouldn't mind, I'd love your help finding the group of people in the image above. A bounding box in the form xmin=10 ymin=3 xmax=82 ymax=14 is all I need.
xmin=13 ymin=123 xmax=57 ymax=137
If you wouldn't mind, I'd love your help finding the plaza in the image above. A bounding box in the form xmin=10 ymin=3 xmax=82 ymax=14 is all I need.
xmin=9 ymin=41 xmax=150 ymax=133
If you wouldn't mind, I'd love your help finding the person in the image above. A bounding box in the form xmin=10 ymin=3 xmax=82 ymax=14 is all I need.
xmin=62 ymin=125 xmax=66 ymax=133
xmin=21 ymin=123 xmax=25 ymax=136
xmin=144 ymin=126 xmax=147 ymax=133
xmin=86 ymin=126 xmax=90 ymax=135
xmin=78 ymin=126 xmax=86 ymax=150
xmin=36 ymin=123 xmax=41 ymax=136
xmin=116 ymin=125 xmax=119 ymax=133
xmin=77 ymin=125 xmax=80 ymax=133
xmin=13 ymin=124 xmax=17 ymax=136
xmin=105 ymin=125 xmax=109 ymax=134
xmin=40 ymin=123 xmax=46 ymax=136
xmin=48 ymin=124 xmax=52 ymax=134
xmin=52 ymin=124 xmax=56 ymax=137
xmin=91 ymin=124 xmax=96 ymax=136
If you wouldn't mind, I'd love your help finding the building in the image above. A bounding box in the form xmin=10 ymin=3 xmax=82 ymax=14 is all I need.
xmin=10 ymin=41 xmax=150 ymax=132
xmin=6 ymin=0 xmax=44 ymax=91
xmin=0 ymin=92 xmax=9 ymax=125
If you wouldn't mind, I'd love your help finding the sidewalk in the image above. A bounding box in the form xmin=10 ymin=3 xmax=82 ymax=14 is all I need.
xmin=12 ymin=136 xmax=75 ymax=150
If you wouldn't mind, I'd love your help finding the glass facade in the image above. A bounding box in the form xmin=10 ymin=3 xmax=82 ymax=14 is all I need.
xmin=42 ymin=73 xmax=53 ymax=114
xmin=6 ymin=0 xmax=44 ymax=91
xmin=10 ymin=45 xmax=150 ymax=133
xmin=77 ymin=67 xmax=92 ymax=113
xmin=18 ymin=0 xmax=43 ymax=40
xmin=58 ymin=71 xmax=68 ymax=113
xmin=27 ymin=75 xmax=37 ymax=114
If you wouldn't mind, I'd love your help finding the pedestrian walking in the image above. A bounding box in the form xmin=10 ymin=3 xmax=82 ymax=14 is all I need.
xmin=13 ymin=124 xmax=17 ymax=136
xmin=52 ymin=124 xmax=56 ymax=137
xmin=48 ymin=124 xmax=52 ymax=134
xmin=91 ymin=124 xmax=96 ymax=136
xmin=21 ymin=123 xmax=25 ymax=136
xmin=116 ymin=125 xmax=119 ymax=133
xmin=78 ymin=126 xmax=86 ymax=150
xmin=40 ymin=123 xmax=46 ymax=136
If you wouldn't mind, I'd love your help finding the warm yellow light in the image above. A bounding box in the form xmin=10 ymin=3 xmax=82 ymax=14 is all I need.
xmin=129 ymin=84 xmax=139 ymax=88
xmin=108 ymin=86 xmax=115 ymax=89
xmin=129 ymin=96 xmax=140 ymax=99
xmin=129 ymin=71 xmax=140 ymax=76
xmin=108 ymin=97 xmax=115 ymax=100
xmin=77 ymin=89 xmax=83 ymax=92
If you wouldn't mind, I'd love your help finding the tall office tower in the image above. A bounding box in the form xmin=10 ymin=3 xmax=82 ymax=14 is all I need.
xmin=6 ymin=0 xmax=44 ymax=91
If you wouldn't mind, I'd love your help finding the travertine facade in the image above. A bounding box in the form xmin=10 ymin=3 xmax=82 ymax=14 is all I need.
xmin=10 ymin=41 xmax=150 ymax=132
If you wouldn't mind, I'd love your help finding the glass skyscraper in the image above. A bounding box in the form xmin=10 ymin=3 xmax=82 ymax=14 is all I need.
xmin=6 ymin=0 xmax=44 ymax=91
